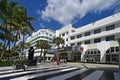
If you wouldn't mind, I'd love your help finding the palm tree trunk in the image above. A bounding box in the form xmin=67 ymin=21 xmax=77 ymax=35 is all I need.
xmin=40 ymin=48 xmax=42 ymax=58
xmin=0 ymin=39 xmax=6 ymax=61
xmin=0 ymin=21 xmax=7 ymax=61
xmin=22 ymin=35 xmax=25 ymax=54
xmin=43 ymin=49 xmax=46 ymax=62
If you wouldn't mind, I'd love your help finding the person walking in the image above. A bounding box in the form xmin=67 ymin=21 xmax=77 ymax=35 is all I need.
xmin=56 ymin=59 xmax=60 ymax=66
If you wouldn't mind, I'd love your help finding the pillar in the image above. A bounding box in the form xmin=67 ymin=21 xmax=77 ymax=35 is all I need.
xmin=100 ymin=50 xmax=106 ymax=63
xmin=81 ymin=52 xmax=85 ymax=62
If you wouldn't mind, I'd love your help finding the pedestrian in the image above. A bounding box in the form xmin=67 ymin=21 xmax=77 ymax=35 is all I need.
xmin=64 ymin=58 xmax=67 ymax=64
xmin=56 ymin=59 xmax=60 ymax=66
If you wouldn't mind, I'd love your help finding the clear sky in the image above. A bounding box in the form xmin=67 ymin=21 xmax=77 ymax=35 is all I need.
xmin=11 ymin=0 xmax=120 ymax=32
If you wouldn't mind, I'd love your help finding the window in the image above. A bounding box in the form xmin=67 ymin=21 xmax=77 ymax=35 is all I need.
xmin=77 ymin=42 xmax=81 ymax=45
xmin=85 ymin=32 xmax=90 ymax=36
xmin=115 ymin=47 xmax=119 ymax=52
xmin=94 ymin=29 xmax=101 ymax=34
xmin=66 ymin=32 xmax=68 ymax=35
xmin=71 ymin=36 xmax=75 ymax=40
xmin=106 ymin=35 xmax=115 ymax=41
xmin=106 ymin=24 xmax=115 ymax=31
xmin=62 ymin=33 xmax=65 ymax=37
xmin=50 ymin=34 xmax=52 ymax=36
xmin=71 ymin=43 xmax=75 ymax=46
xmin=66 ymin=38 xmax=68 ymax=41
xmin=111 ymin=47 xmax=114 ymax=52
xmin=46 ymin=33 xmax=48 ymax=35
xmin=85 ymin=40 xmax=90 ymax=44
xmin=77 ymin=34 xmax=82 ymax=38
xmin=94 ymin=38 xmax=101 ymax=43
xmin=72 ymin=30 xmax=75 ymax=33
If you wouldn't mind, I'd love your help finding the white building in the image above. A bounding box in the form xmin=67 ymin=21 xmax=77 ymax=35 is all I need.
xmin=26 ymin=12 xmax=120 ymax=64
xmin=56 ymin=12 xmax=120 ymax=64
xmin=26 ymin=29 xmax=55 ymax=61
xmin=56 ymin=24 xmax=76 ymax=47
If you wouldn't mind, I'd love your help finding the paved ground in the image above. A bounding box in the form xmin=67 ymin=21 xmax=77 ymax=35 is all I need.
xmin=63 ymin=62 xmax=118 ymax=68
xmin=0 ymin=62 xmax=119 ymax=80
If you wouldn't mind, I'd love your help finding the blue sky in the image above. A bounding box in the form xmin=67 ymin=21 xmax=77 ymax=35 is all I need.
xmin=11 ymin=0 xmax=120 ymax=31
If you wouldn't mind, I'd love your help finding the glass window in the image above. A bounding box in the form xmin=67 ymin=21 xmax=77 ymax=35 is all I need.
xmin=85 ymin=32 xmax=90 ymax=36
xmin=115 ymin=47 xmax=119 ymax=52
xmin=66 ymin=38 xmax=68 ymax=41
xmin=72 ymin=30 xmax=75 ymax=33
xmin=94 ymin=29 xmax=101 ymax=34
xmin=62 ymin=33 xmax=65 ymax=37
xmin=111 ymin=47 xmax=114 ymax=52
xmin=46 ymin=33 xmax=48 ymax=35
xmin=77 ymin=42 xmax=81 ymax=45
xmin=66 ymin=32 xmax=68 ymax=35
xmin=71 ymin=36 xmax=75 ymax=40
xmin=71 ymin=43 xmax=75 ymax=46
xmin=94 ymin=38 xmax=101 ymax=43
xmin=85 ymin=40 xmax=90 ymax=44
xmin=106 ymin=24 xmax=115 ymax=31
xmin=50 ymin=34 xmax=52 ymax=36
xmin=77 ymin=34 xmax=82 ymax=38
xmin=106 ymin=35 xmax=115 ymax=41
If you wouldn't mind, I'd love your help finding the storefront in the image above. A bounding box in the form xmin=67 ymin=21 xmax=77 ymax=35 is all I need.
xmin=72 ymin=51 xmax=81 ymax=62
xmin=106 ymin=47 xmax=119 ymax=64
xmin=85 ymin=48 xmax=100 ymax=63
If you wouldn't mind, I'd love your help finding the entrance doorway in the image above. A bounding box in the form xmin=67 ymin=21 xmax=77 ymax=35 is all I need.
xmin=73 ymin=52 xmax=81 ymax=62
xmin=106 ymin=47 xmax=119 ymax=64
xmin=59 ymin=53 xmax=68 ymax=60
xmin=85 ymin=49 xmax=100 ymax=63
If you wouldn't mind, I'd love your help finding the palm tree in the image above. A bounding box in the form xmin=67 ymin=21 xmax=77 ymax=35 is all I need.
xmin=53 ymin=37 xmax=64 ymax=49
xmin=0 ymin=0 xmax=21 ymax=60
xmin=0 ymin=0 xmax=36 ymax=61
xmin=53 ymin=37 xmax=64 ymax=59
xmin=36 ymin=40 xmax=51 ymax=62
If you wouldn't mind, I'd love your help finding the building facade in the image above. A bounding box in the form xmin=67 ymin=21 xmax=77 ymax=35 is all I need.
xmin=56 ymin=12 xmax=120 ymax=64
xmin=26 ymin=29 xmax=55 ymax=61
xmin=26 ymin=12 xmax=120 ymax=64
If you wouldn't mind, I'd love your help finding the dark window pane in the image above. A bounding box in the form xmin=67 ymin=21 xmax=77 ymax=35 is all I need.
xmin=115 ymin=47 xmax=119 ymax=52
xmin=106 ymin=35 xmax=115 ymax=41
xmin=94 ymin=38 xmax=101 ymax=43
xmin=71 ymin=36 xmax=75 ymax=40
xmin=85 ymin=40 xmax=90 ymax=44
xmin=77 ymin=34 xmax=82 ymax=38
xmin=77 ymin=42 xmax=81 ymax=45
xmin=111 ymin=47 xmax=114 ymax=52
xmin=106 ymin=24 xmax=115 ymax=31
xmin=85 ymin=32 xmax=90 ymax=36
xmin=94 ymin=29 xmax=101 ymax=34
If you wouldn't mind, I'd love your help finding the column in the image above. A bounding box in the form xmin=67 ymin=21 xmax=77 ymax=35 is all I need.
xmin=81 ymin=52 xmax=85 ymax=62
xmin=100 ymin=50 xmax=106 ymax=63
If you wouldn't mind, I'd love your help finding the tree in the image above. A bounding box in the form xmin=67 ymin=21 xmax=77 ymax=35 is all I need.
xmin=0 ymin=0 xmax=36 ymax=61
xmin=36 ymin=40 xmax=51 ymax=62
xmin=53 ymin=37 xmax=64 ymax=48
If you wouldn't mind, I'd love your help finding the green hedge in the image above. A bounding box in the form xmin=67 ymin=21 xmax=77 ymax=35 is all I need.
xmin=0 ymin=61 xmax=14 ymax=67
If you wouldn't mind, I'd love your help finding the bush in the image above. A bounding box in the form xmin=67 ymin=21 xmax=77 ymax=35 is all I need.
xmin=0 ymin=61 xmax=14 ymax=67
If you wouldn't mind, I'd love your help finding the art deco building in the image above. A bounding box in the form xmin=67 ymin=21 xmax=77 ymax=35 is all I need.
xmin=56 ymin=12 xmax=120 ymax=64
xmin=27 ymin=12 xmax=120 ymax=64
xmin=26 ymin=29 xmax=55 ymax=61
